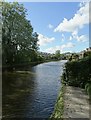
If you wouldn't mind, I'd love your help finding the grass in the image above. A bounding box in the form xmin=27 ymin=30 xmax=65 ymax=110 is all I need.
xmin=50 ymin=83 xmax=64 ymax=119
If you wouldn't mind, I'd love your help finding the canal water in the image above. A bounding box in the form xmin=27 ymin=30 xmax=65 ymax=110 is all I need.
xmin=2 ymin=60 xmax=67 ymax=119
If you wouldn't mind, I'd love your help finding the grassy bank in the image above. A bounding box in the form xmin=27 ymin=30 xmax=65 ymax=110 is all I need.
xmin=50 ymin=83 xmax=64 ymax=119
xmin=2 ymin=61 xmax=44 ymax=71
xmin=2 ymin=59 xmax=61 ymax=72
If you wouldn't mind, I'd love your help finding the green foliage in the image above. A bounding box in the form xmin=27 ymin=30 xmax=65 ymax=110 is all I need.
xmin=55 ymin=50 xmax=61 ymax=60
xmin=68 ymin=53 xmax=79 ymax=61
xmin=63 ymin=56 xmax=91 ymax=88
xmin=84 ymin=51 xmax=91 ymax=57
xmin=68 ymin=56 xmax=72 ymax=61
xmin=37 ymin=55 xmax=45 ymax=62
xmin=2 ymin=2 xmax=39 ymax=69
xmin=50 ymin=84 xmax=64 ymax=119
xmin=87 ymin=85 xmax=91 ymax=99
xmin=85 ymin=83 xmax=91 ymax=100
xmin=85 ymin=83 xmax=89 ymax=92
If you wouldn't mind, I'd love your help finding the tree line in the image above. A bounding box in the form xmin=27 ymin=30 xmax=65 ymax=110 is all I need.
xmin=2 ymin=2 xmax=41 ymax=69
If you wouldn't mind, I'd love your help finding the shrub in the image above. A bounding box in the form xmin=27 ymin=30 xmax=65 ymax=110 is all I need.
xmin=63 ymin=56 xmax=91 ymax=88
xmin=86 ymin=84 xmax=91 ymax=100
xmin=85 ymin=83 xmax=90 ymax=92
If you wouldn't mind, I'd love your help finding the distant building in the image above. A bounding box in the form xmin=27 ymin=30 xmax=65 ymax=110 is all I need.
xmin=86 ymin=47 xmax=91 ymax=52
xmin=38 ymin=52 xmax=54 ymax=59
xmin=79 ymin=47 xmax=91 ymax=59
xmin=64 ymin=52 xmax=72 ymax=56
xmin=79 ymin=50 xmax=85 ymax=59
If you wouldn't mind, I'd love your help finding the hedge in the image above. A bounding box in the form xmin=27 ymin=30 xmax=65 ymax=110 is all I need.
xmin=62 ymin=56 xmax=91 ymax=88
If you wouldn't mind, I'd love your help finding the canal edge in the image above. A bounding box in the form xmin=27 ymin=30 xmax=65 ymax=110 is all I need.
xmin=50 ymin=82 xmax=65 ymax=119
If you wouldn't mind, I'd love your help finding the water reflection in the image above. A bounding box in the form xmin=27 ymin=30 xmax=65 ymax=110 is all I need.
xmin=2 ymin=60 xmax=66 ymax=118
xmin=2 ymin=71 xmax=37 ymax=118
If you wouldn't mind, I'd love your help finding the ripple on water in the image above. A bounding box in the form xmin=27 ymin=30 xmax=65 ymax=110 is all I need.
xmin=3 ymin=60 xmax=67 ymax=118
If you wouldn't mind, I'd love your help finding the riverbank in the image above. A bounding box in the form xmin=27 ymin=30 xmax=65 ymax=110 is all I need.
xmin=50 ymin=56 xmax=91 ymax=119
xmin=2 ymin=59 xmax=61 ymax=72
xmin=50 ymin=84 xmax=90 ymax=119
xmin=2 ymin=61 xmax=43 ymax=71
xmin=50 ymin=84 xmax=64 ymax=119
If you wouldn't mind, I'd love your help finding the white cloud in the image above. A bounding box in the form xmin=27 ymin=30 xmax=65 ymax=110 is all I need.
xmin=69 ymin=36 xmax=72 ymax=41
xmin=61 ymin=34 xmax=65 ymax=42
xmin=54 ymin=3 xmax=89 ymax=33
xmin=45 ymin=42 xmax=75 ymax=53
xmin=61 ymin=42 xmax=75 ymax=49
xmin=76 ymin=35 xmax=87 ymax=42
xmin=38 ymin=33 xmax=55 ymax=46
xmin=72 ymin=30 xmax=78 ymax=36
xmin=48 ymin=24 xmax=54 ymax=29
xmin=45 ymin=46 xmax=61 ymax=53
xmin=79 ymin=2 xmax=86 ymax=7
xmin=89 ymin=3 xmax=91 ymax=22
xmin=62 ymin=50 xmax=73 ymax=53
xmin=69 ymin=30 xmax=88 ymax=42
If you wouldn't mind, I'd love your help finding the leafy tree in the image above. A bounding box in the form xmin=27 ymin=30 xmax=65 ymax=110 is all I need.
xmin=55 ymin=50 xmax=61 ymax=59
xmin=69 ymin=53 xmax=79 ymax=61
xmin=84 ymin=51 xmax=91 ymax=57
xmin=2 ymin=2 xmax=39 ymax=68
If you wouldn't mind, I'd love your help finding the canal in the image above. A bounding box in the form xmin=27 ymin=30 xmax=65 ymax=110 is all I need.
xmin=2 ymin=60 xmax=67 ymax=119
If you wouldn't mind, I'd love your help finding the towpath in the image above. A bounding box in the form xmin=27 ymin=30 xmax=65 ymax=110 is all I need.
xmin=63 ymin=86 xmax=90 ymax=119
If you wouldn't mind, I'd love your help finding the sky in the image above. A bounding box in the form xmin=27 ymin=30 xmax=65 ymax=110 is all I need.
xmin=8 ymin=1 xmax=89 ymax=53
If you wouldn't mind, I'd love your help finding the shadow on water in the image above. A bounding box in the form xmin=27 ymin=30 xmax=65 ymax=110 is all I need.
xmin=2 ymin=60 xmax=67 ymax=118
xmin=2 ymin=70 xmax=37 ymax=118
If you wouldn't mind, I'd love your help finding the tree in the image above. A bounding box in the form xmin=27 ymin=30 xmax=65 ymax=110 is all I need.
xmin=68 ymin=53 xmax=79 ymax=61
xmin=55 ymin=50 xmax=61 ymax=60
xmin=2 ymin=2 xmax=39 ymax=68
xmin=84 ymin=51 xmax=91 ymax=57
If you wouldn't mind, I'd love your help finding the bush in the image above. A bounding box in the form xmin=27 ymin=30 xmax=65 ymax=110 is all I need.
xmin=86 ymin=84 xmax=91 ymax=100
xmin=85 ymin=83 xmax=90 ymax=92
xmin=63 ymin=56 xmax=91 ymax=88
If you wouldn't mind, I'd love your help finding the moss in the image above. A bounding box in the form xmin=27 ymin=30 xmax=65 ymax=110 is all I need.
xmin=85 ymin=83 xmax=90 ymax=92
xmin=85 ymin=83 xmax=91 ymax=102
xmin=50 ymin=84 xmax=64 ymax=119
xmin=3 ymin=71 xmax=35 ymax=78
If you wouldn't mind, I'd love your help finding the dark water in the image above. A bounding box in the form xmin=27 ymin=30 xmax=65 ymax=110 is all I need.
xmin=2 ymin=60 xmax=67 ymax=119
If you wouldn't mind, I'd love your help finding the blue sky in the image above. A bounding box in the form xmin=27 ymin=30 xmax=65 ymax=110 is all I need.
xmin=15 ymin=2 xmax=89 ymax=53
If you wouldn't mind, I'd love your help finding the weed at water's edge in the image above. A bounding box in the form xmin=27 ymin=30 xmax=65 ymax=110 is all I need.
xmin=50 ymin=83 xmax=65 ymax=119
